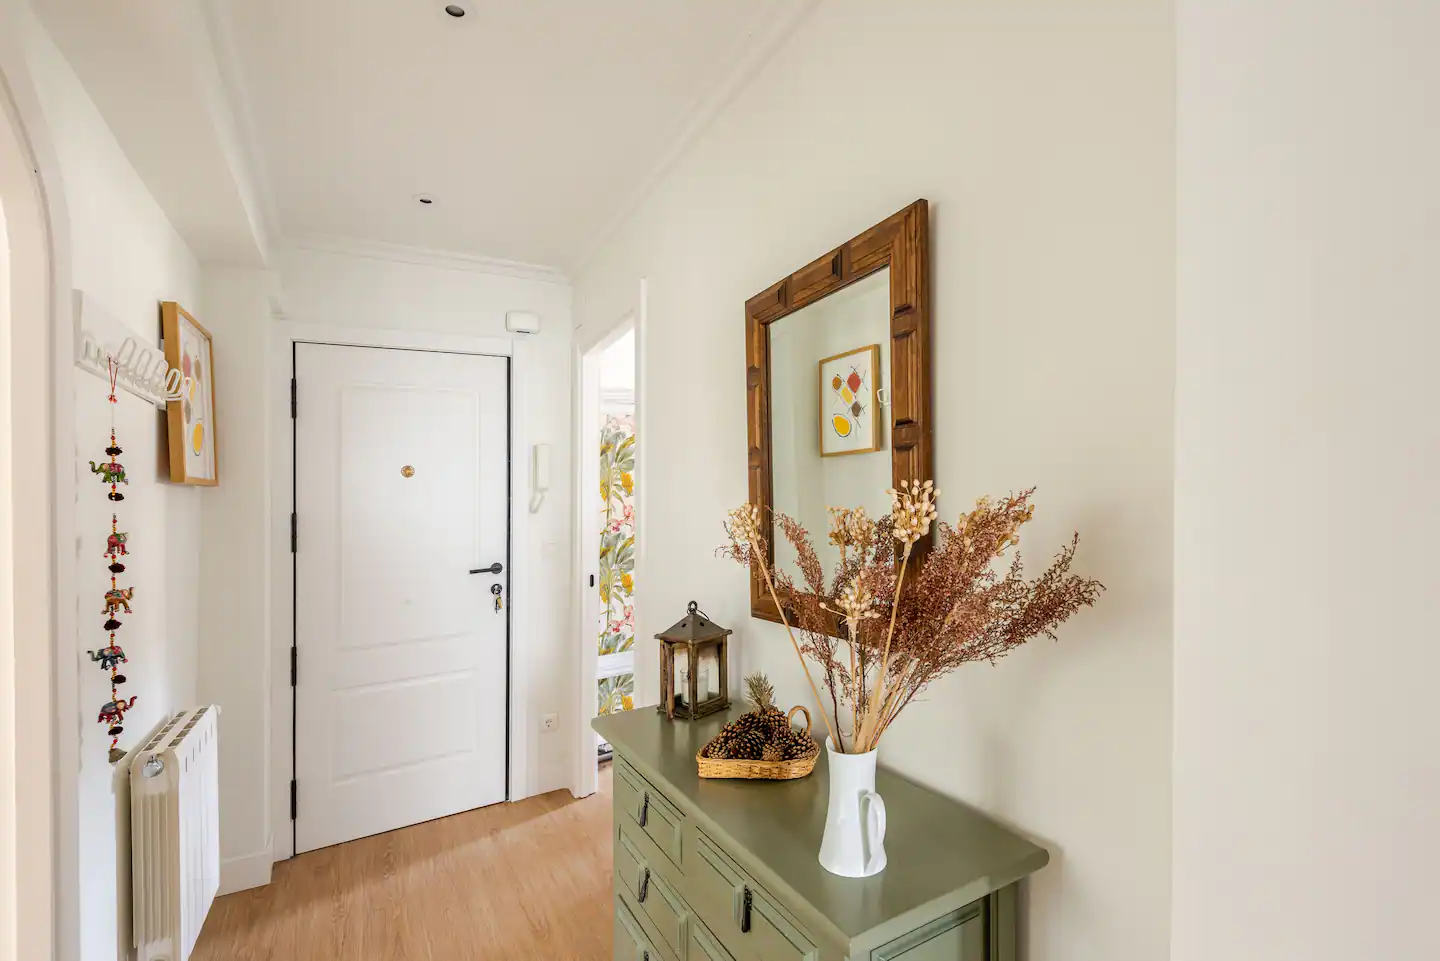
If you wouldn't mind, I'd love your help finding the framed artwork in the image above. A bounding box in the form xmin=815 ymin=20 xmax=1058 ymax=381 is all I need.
xmin=818 ymin=344 xmax=881 ymax=457
xmin=161 ymin=302 xmax=218 ymax=485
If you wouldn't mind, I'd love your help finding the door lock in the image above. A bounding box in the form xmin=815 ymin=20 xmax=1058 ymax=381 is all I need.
xmin=490 ymin=582 xmax=504 ymax=612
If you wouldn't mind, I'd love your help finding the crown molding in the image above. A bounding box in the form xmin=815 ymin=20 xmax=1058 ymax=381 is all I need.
xmin=281 ymin=233 xmax=571 ymax=285
xmin=199 ymin=0 xmax=281 ymax=260
xmin=570 ymin=0 xmax=820 ymax=275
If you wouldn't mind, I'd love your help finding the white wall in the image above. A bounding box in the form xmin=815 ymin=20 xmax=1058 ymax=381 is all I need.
xmin=196 ymin=266 xmax=275 ymax=893
xmin=0 ymin=118 xmax=14 ymax=961
xmin=1172 ymin=3 xmax=1440 ymax=959
xmin=20 ymin=11 xmax=203 ymax=961
xmin=573 ymin=3 xmax=1174 ymax=958
xmin=265 ymin=243 xmax=575 ymax=862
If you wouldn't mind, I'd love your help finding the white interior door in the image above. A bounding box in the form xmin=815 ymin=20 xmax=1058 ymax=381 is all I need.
xmin=295 ymin=343 xmax=509 ymax=853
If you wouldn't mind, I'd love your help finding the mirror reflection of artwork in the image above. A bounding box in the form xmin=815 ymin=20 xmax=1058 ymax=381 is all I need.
xmin=819 ymin=345 xmax=880 ymax=457
xmin=769 ymin=268 xmax=892 ymax=587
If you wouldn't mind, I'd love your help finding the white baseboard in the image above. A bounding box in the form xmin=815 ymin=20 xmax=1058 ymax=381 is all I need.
xmin=219 ymin=842 xmax=273 ymax=895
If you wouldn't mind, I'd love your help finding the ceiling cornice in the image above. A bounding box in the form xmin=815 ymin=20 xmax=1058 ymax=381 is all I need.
xmin=202 ymin=0 xmax=281 ymax=258
xmin=570 ymin=0 xmax=821 ymax=275
xmin=35 ymin=0 xmax=274 ymax=265
xmin=282 ymin=233 xmax=571 ymax=286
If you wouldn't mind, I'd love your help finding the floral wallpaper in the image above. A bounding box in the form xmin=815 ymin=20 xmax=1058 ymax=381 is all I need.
xmin=597 ymin=674 xmax=634 ymax=717
xmin=597 ymin=413 xmax=636 ymax=715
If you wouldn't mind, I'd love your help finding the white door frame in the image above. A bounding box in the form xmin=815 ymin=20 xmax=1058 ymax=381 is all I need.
xmin=0 ymin=16 xmax=81 ymax=959
xmin=571 ymin=287 xmax=645 ymax=799
xmin=269 ymin=322 xmax=531 ymax=862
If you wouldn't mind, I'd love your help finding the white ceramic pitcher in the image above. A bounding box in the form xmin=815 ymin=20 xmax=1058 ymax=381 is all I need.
xmin=817 ymin=737 xmax=887 ymax=878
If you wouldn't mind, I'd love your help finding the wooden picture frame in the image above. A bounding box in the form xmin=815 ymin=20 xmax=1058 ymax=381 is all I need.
xmin=161 ymin=302 xmax=219 ymax=486
xmin=745 ymin=200 xmax=932 ymax=627
xmin=817 ymin=343 xmax=882 ymax=458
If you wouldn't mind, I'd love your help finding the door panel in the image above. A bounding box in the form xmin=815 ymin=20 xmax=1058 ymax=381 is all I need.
xmin=295 ymin=344 xmax=509 ymax=853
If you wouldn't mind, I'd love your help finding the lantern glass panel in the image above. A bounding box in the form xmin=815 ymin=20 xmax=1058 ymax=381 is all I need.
xmin=672 ymin=646 xmax=691 ymax=708
xmin=696 ymin=645 xmax=721 ymax=703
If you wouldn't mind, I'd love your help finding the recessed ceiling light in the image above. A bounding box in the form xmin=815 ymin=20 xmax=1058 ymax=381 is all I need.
xmin=415 ymin=194 xmax=435 ymax=205
xmin=444 ymin=4 xmax=466 ymax=16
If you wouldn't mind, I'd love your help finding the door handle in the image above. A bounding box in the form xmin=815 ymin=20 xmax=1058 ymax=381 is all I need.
xmin=469 ymin=562 xmax=504 ymax=575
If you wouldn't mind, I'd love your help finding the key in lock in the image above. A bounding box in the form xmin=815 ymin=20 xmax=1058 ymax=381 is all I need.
xmin=490 ymin=582 xmax=503 ymax=612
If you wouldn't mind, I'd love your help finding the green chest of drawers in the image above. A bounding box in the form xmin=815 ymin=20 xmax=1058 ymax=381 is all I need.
xmin=594 ymin=708 xmax=1049 ymax=961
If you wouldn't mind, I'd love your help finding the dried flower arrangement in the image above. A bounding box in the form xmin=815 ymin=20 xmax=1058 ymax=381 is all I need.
xmin=721 ymin=484 xmax=1103 ymax=755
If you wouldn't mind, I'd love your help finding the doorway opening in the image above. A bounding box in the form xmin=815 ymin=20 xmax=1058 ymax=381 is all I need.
xmin=576 ymin=323 xmax=637 ymax=790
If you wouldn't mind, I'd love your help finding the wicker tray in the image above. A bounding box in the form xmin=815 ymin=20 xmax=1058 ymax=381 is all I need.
xmin=696 ymin=705 xmax=820 ymax=780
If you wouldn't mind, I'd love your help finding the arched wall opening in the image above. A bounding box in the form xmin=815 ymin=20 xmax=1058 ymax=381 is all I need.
xmin=0 ymin=13 xmax=79 ymax=958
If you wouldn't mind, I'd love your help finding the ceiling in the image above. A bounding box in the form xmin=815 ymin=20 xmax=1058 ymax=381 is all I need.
xmin=35 ymin=0 xmax=272 ymax=265
xmin=219 ymin=0 xmax=800 ymax=270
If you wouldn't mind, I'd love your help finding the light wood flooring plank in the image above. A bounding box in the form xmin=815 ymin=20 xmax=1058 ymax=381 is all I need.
xmin=193 ymin=767 xmax=614 ymax=960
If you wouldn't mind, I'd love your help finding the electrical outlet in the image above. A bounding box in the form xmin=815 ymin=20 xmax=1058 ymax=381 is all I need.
xmin=541 ymin=713 xmax=558 ymax=732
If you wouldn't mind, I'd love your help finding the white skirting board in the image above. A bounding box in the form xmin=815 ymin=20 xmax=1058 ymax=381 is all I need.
xmin=218 ymin=841 xmax=273 ymax=896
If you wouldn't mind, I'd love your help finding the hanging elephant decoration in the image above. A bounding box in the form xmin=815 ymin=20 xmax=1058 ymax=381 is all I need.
xmin=88 ymin=359 xmax=138 ymax=763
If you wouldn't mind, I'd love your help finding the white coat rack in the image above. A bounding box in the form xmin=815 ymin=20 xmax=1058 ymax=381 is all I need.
xmin=73 ymin=290 xmax=185 ymax=408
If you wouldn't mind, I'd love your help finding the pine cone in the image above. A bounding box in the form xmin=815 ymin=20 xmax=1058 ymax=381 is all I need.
xmin=780 ymin=729 xmax=816 ymax=760
xmin=703 ymin=731 xmax=734 ymax=758
xmin=762 ymin=742 xmax=786 ymax=762
xmin=759 ymin=708 xmax=788 ymax=738
xmin=732 ymin=730 xmax=767 ymax=760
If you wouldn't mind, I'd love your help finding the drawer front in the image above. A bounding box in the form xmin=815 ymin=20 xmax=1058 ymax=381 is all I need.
xmin=614 ymin=758 xmax=685 ymax=869
xmin=615 ymin=897 xmax=648 ymax=961
xmin=616 ymin=819 xmax=688 ymax=959
xmin=689 ymin=916 xmax=738 ymax=961
xmin=686 ymin=829 xmax=819 ymax=961
xmin=616 ymin=827 xmax=647 ymax=901
xmin=616 ymin=894 xmax=679 ymax=961
xmin=872 ymin=906 xmax=985 ymax=961
xmin=743 ymin=883 xmax=820 ymax=961
xmin=682 ymin=829 xmax=744 ymax=945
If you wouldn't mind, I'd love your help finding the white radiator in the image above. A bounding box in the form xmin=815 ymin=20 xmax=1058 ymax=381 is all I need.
xmin=131 ymin=706 xmax=221 ymax=961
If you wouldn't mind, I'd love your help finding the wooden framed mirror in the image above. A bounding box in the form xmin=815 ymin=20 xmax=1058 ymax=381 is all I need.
xmin=745 ymin=200 xmax=933 ymax=626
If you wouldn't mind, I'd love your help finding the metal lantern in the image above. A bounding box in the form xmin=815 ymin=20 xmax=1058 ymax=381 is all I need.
xmin=656 ymin=601 xmax=731 ymax=720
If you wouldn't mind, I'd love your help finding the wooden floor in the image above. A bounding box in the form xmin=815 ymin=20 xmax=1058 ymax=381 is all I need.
xmin=194 ymin=766 xmax=614 ymax=961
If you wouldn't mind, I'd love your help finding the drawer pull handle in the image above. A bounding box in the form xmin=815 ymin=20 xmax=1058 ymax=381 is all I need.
xmin=639 ymin=792 xmax=650 ymax=827
xmin=740 ymin=886 xmax=753 ymax=933
xmin=638 ymin=867 xmax=651 ymax=903
xmin=642 ymin=952 xmax=649 ymax=961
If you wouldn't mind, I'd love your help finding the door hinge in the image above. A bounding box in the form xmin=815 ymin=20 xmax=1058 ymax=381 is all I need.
xmin=290 ymin=377 xmax=297 ymax=419
xmin=290 ymin=512 xmax=297 ymax=553
xmin=290 ymin=779 xmax=297 ymax=820
xmin=290 ymin=646 xmax=297 ymax=687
